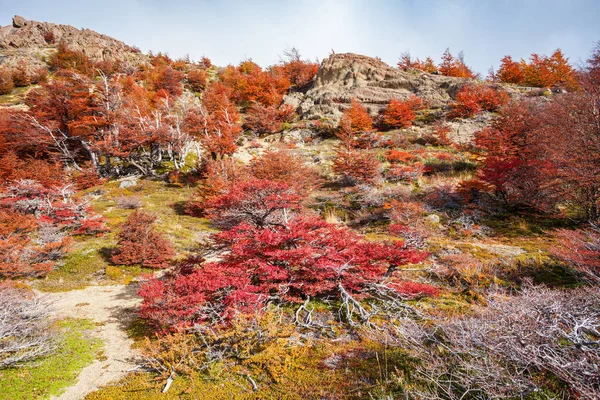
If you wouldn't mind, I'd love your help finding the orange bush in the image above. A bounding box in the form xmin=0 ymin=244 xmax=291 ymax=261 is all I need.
xmin=339 ymin=99 xmax=373 ymax=134
xmin=382 ymin=95 xmax=425 ymax=129
xmin=449 ymin=84 xmax=509 ymax=118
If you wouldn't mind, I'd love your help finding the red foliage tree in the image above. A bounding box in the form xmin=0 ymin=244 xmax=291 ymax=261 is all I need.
xmin=220 ymin=60 xmax=290 ymax=107
xmin=449 ymin=84 xmax=509 ymax=118
xmin=382 ymin=95 xmax=425 ymax=129
xmin=243 ymin=102 xmax=282 ymax=135
xmin=397 ymin=52 xmax=437 ymax=74
xmin=49 ymin=42 xmax=94 ymax=75
xmin=514 ymin=49 xmax=579 ymax=90
xmin=139 ymin=215 xmax=429 ymax=329
xmin=203 ymin=178 xmax=302 ymax=228
xmin=150 ymin=66 xmax=184 ymax=97
xmin=274 ymin=47 xmax=319 ymax=90
xmin=111 ymin=210 xmax=174 ymax=268
xmin=474 ymin=100 xmax=549 ymax=209
xmin=186 ymin=158 xmax=250 ymax=216
xmin=11 ymin=61 xmax=31 ymax=87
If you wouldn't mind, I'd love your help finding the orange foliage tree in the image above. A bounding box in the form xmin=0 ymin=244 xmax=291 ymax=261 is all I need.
xmin=397 ymin=51 xmax=437 ymax=74
xmin=382 ymin=95 xmax=425 ymax=129
xmin=220 ymin=60 xmax=290 ymax=107
xmin=274 ymin=47 xmax=319 ymax=90
xmin=438 ymin=48 xmax=477 ymax=78
xmin=339 ymin=99 xmax=373 ymax=134
xmin=185 ymin=82 xmax=242 ymax=159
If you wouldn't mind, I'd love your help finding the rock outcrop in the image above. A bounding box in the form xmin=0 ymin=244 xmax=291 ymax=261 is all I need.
xmin=286 ymin=53 xmax=470 ymax=122
xmin=0 ymin=15 xmax=144 ymax=68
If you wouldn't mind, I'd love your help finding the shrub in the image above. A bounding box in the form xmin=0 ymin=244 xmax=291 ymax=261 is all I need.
xmin=0 ymin=68 xmax=14 ymax=95
xmin=339 ymin=99 xmax=373 ymax=134
xmin=186 ymin=68 xmax=207 ymax=92
xmin=552 ymin=226 xmax=600 ymax=282
xmin=0 ymin=285 xmax=56 ymax=368
xmin=250 ymin=150 xmax=322 ymax=197
xmin=333 ymin=149 xmax=380 ymax=185
xmin=381 ymin=95 xmax=425 ymax=129
xmin=449 ymin=84 xmax=509 ymax=118
xmin=111 ymin=210 xmax=174 ymax=268
xmin=139 ymin=215 xmax=428 ymax=329
xmin=244 ymin=102 xmax=282 ymax=135
xmin=203 ymin=178 xmax=302 ymax=229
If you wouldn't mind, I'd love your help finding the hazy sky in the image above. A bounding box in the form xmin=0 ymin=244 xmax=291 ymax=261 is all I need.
xmin=1 ymin=0 xmax=598 ymax=74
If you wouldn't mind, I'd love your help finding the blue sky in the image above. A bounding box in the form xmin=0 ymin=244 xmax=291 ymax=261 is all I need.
xmin=1 ymin=0 xmax=598 ymax=73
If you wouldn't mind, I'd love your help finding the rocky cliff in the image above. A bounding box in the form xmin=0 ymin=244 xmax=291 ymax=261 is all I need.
xmin=286 ymin=53 xmax=470 ymax=122
xmin=0 ymin=15 xmax=144 ymax=67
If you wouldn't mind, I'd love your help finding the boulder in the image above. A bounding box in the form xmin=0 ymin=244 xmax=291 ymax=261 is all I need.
xmin=119 ymin=179 xmax=137 ymax=189
xmin=12 ymin=15 xmax=26 ymax=28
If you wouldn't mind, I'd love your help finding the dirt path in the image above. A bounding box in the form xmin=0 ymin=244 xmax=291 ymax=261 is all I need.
xmin=41 ymin=285 xmax=142 ymax=400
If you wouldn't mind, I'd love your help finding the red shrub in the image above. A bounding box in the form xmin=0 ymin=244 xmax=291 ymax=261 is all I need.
xmin=186 ymin=158 xmax=250 ymax=216
xmin=385 ymin=150 xmax=417 ymax=164
xmin=139 ymin=215 xmax=428 ymax=329
xmin=388 ymin=281 xmax=440 ymax=299
xmin=111 ymin=210 xmax=174 ymax=268
xmin=333 ymin=149 xmax=380 ymax=185
xmin=244 ymin=102 xmax=281 ymax=135
xmin=204 ymin=178 xmax=302 ymax=228
xmin=186 ymin=69 xmax=207 ymax=92
xmin=439 ymin=48 xmax=477 ymax=78
xmin=250 ymin=150 xmax=322 ymax=196
xmin=0 ymin=68 xmax=14 ymax=95
xmin=450 ymin=84 xmax=509 ymax=118
xmin=382 ymin=95 xmax=425 ymax=129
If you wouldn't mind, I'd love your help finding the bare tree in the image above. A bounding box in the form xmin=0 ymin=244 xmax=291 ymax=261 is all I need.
xmin=397 ymin=285 xmax=600 ymax=399
xmin=0 ymin=288 xmax=56 ymax=368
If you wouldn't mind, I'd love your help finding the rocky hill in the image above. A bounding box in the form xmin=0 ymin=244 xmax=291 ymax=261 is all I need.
xmin=0 ymin=15 xmax=144 ymax=68
xmin=285 ymin=53 xmax=471 ymax=122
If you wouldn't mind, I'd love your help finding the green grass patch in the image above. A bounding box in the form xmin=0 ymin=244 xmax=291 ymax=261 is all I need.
xmin=0 ymin=318 xmax=103 ymax=400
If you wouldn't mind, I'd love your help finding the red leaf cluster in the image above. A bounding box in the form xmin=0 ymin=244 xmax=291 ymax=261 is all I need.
xmin=111 ymin=210 xmax=174 ymax=268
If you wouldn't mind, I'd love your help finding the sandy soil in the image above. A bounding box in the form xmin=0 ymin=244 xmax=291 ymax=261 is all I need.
xmin=41 ymin=285 xmax=141 ymax=400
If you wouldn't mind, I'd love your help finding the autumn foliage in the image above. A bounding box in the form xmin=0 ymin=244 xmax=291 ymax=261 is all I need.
xmin=492 ymin=49 xmax=579 ymax=90
xmin=339 ymin=99 xmax=373 ymax=134
xmin=111 ymin=210 xmax=174 ymax=268
xmin=139 ymin=215 xmax=428 ymax=329
xmin=449 ymin=84 xmax=509 ymax=118
xmin=382 ymin=95 xmax=425 ymax=129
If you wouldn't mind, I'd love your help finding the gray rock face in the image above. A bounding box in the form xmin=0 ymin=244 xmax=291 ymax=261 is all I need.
xmin=286 ymin=53 xmax=469 ymax=122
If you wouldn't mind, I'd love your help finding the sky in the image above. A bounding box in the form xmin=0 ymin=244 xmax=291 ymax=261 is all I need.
xmin=1 ymin=0 xmax=599 ymax=74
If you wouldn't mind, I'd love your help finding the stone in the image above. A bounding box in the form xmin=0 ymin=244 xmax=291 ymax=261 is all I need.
xmin=119 ymin=179 xmax=137 ymax=189
xmin=12 ymin=15 xmax=26 ymax=28
xmin=426 ymin=214 xmax=441 ymax=225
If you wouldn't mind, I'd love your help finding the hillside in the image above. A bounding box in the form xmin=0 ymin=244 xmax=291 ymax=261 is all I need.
xmin=0 ymin=14 xmax=599 ymax=400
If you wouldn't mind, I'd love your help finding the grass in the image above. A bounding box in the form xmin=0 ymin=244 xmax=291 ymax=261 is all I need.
xmin=0 ymin=318 xmax=103 ymax=400
xmin=34 ymin=179 xmax=214 ymax=292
